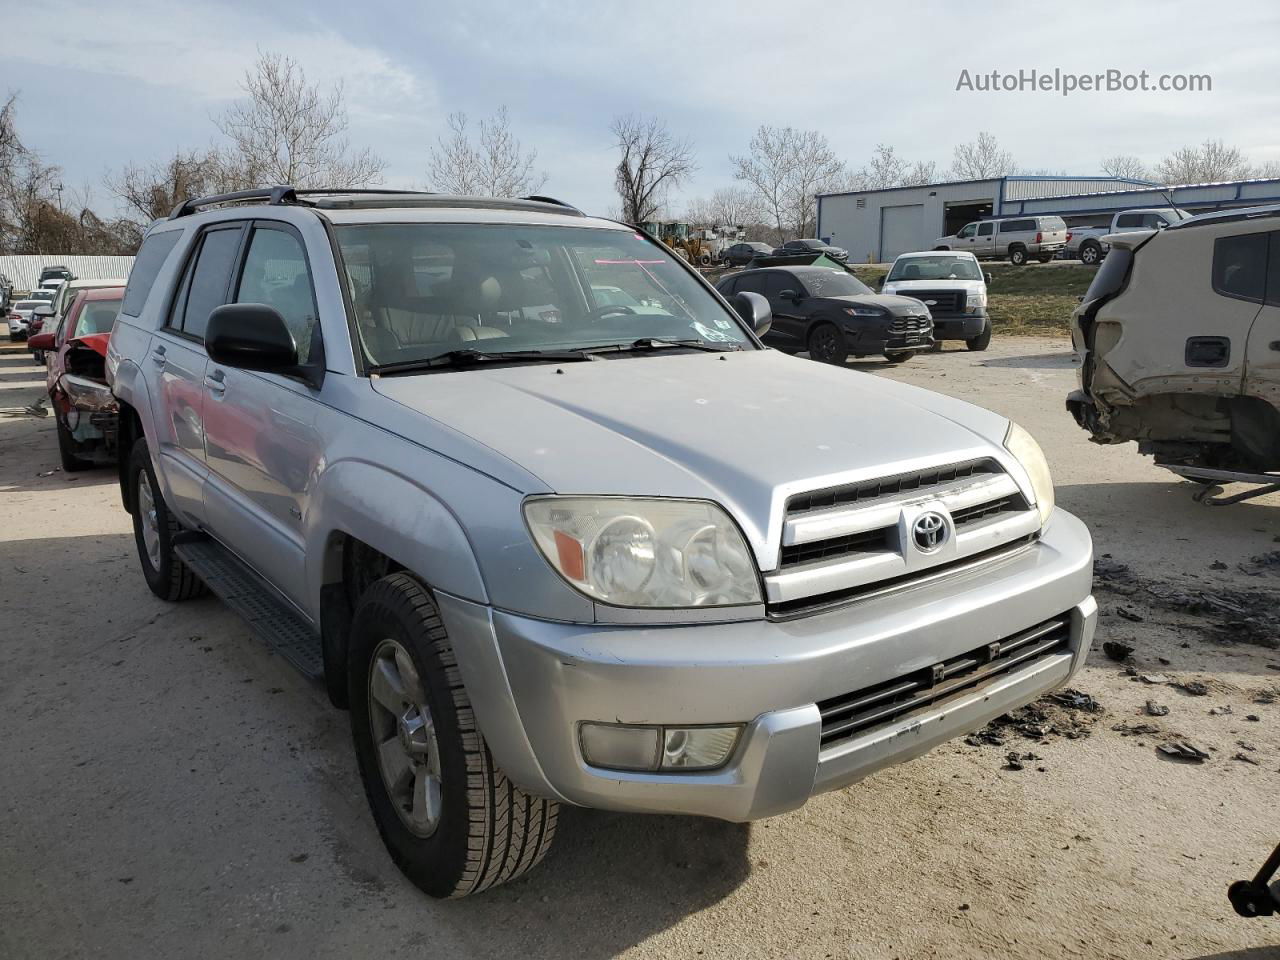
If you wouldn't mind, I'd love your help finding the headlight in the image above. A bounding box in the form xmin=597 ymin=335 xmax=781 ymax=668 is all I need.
xmin=842 ymin=307 xmax=885 ymax=317
xmin=524 ymin=497 xmax=761 ymax=607
xmin=61 ymin=374 xmax=117 ymax=412
xmin=1004 ymin=422 xmax=1054 ymax=526
xmin=967 ymin=290 xmax=987 ymax=311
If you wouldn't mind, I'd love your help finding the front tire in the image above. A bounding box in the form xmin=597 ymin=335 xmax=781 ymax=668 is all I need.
xmin=127 ymin=437 xmax=206 ymax=601
xmin=56 ymin=413 xmax=92 ymax=472
xmin=808 ymin=324 xmax=849 ymax=365
xmin=966 ymin=322 xmax=993 ymax=351
xmin=349 ymin=573 xmax=558 ymax=898
xmin=1009 ymin=247 xmax=1027 ymax=266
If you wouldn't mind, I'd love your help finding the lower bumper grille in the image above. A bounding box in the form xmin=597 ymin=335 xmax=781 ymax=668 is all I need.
xmin=816 ymin=614 xmax=1071 ymax=749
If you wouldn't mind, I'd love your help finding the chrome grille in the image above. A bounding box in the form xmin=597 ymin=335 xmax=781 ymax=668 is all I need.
xmin=817 ymin=615 xmax=1072 ymax=750
xmin=766 ymin=458 xmax=1041 ymax=614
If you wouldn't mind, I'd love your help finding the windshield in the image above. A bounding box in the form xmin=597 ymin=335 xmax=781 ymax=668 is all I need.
xmin=887 ymin=256 xmax=983 ymax=282
xmin=803 ymin=270 xmax=873 ymax=297
xmin=72 ymin=299 xmax=122 ymax=337
xmin=335 ymin=223 xmax=752 ymax=366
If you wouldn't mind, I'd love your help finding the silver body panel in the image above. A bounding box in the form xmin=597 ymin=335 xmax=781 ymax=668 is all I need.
xmin=107 ymin=200 xmax=1095 ymax=821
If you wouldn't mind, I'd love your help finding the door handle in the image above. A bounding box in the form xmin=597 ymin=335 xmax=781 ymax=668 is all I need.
xmin=204 ymin=369 xmax=226 ymax=394
xmin=150 ymin=345 xmax=167 ymax=366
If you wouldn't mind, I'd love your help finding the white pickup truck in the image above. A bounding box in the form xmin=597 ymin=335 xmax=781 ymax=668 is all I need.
xmin=1066 ymin=208 xmax=1190 ymax=264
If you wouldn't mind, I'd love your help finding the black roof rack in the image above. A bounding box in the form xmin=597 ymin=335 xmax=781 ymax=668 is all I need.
xmin=169 ymin=186 xmax=584 ymax=220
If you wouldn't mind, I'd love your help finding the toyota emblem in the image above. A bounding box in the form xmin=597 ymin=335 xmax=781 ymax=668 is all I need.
xmin=912 ymin=511 xmax=948 ymax=552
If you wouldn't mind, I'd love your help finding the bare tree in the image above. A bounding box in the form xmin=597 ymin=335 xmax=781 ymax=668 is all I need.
xmin=731 ymin=125 xmax=844 ymax=240
xmin=860 ymin=144 xmax=907 ymax=190
xmin=1154 ymin=139 xmax=1255 ymax=185
xmin=427 ymin=107 xmax=547 ymax=197
xmin=902 ymin=160 xmax=938 ymax=186
xmin=107 ymin=148 xmax=243 ymax=225
xmin=217 ymin=51 xmax=385 ymax=188
xmin=0 ymin=93 xmax=63 ymax=254
xmin=1100 ymin=154 xmax=1151 ymax=181
xmin=949 ymin=131 xmax=1017 ymax=180
xmin=611 ymin=114 xmax=695 ymax=225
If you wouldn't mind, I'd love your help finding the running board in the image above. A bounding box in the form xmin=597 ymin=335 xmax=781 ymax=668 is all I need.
xmin=174 ymin=538 xmax=324 ymax=680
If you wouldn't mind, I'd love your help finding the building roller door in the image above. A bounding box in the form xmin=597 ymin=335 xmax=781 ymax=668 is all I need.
xmin=880 ymin=204 xmax=925 ymax=262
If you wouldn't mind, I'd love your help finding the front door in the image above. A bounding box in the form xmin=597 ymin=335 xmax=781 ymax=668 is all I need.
xmin=764 ymin=272 xmax=808 ymax=346
xmin=144 ymin=223 xmax=245 ymax=524
xmin=202 ymin=222 xmax=325 ymax=610
xmin=974 ymin=221 xmax=996 ymax=256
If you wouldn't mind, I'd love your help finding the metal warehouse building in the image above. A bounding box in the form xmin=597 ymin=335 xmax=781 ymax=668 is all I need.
xmin=816 ymin=174 xmax=1280 ymax=263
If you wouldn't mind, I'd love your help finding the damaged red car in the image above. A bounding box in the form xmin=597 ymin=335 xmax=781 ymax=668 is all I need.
xmin=28 ymin=287 xmax=123 ymax=471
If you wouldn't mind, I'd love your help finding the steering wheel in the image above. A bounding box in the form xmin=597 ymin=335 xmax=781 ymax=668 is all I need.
xmin=586 ymin=304 xmax=637 ymax=324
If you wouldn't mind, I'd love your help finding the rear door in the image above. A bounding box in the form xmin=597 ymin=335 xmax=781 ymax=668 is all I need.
xmin=1244 ymin=229 xmax=1280 ymax=410
xmin=202 ymin=221 xmax=325 ymax=609
xmin=145 ymin=223 xmax=245 ymax=523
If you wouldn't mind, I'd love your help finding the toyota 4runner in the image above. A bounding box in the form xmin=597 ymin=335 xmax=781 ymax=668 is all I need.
xmin=107 ymin=187 xmax=1096 ymax=898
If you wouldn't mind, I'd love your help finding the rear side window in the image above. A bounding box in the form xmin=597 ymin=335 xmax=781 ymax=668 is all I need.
xmin=735 ymin=273 xmax=767 ymax=295
xmin=169 ymin=225 xmax=244 ymax=340
xmin=1115 ymin=213 xmax=1142 ymax=229
xmin=121 ymin=230 xmax=181 ymax=317
xmin=1212 ymin=232 xmax=1268 ymax=303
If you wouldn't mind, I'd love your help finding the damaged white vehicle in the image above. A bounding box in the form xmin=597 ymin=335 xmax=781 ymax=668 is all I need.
xmin=1068 ymin=205 xmax=1280 ymax=497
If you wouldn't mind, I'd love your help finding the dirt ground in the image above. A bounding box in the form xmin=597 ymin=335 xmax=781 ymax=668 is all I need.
xmin=2 ymin=337 xmax=1278 ymax=960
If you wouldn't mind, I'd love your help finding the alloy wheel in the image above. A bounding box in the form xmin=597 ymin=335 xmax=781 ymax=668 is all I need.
xmin=137 ymin=472 xmax=162 ymax=571
xmin=368 ymin=638 xmax=443 ymax=838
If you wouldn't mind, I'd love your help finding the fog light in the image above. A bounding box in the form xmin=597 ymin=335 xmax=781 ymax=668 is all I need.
xmin=580 ymin=722 xmax=660 ymax=771
xmin=661 ymin=726 xmax=741 ymax=770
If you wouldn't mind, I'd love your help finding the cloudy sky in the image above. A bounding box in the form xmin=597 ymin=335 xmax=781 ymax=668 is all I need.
xmin=4 ymin=0 xmax=1279 ymax=218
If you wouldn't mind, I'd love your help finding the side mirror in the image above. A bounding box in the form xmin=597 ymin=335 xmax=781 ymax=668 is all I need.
xmin=732 ymin=291 xmax=772 ymax=336
xmin=33 ymin=303 xmax=54 ymax=317
xmin=206 ymin=303 xmax=299 ymax=374
xmin=27 ymin=332 xmax=55 ymax=351
xmin=778 ymin=289 xmax=799 ymax=301
xmin=984 ymin=272 xmax=993 ymax=284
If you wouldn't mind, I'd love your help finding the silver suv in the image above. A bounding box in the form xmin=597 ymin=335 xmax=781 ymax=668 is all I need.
xmin=106 ymin=188 xmax=1096 ymax=898
xmin=935 ymin=215 xmax=1068 ymax=265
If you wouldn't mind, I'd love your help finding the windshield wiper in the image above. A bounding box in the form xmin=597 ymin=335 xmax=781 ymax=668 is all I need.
xmin=583 ymin=337 xmax=742 ymax=356
xmin=369 ymin=348 xmax=598 ymax=376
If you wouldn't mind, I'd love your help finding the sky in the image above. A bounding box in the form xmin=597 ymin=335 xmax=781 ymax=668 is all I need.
xmin=3 ymin=0 xmax=1279 ymax=219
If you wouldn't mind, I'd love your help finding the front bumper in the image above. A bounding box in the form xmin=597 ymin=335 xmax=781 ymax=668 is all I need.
xmin=932 ymin=313 xmax=987 ymax=340
xmin=439 ymin=508 xmax=1095 ymax=821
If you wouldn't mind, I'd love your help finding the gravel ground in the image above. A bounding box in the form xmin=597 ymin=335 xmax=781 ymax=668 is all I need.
xmin=1 ymin=337 xmax=1278 ymax=960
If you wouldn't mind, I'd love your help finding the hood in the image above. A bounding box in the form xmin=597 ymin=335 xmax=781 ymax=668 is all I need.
xmin=826 ymin=293 xmax=931 ymax=315
xmin=68 ymin=333 xmax=110 ymax=358
xmin=372 ymin=350 xmax=1015 ymax=560
xmin=882 ymin=278 xmax=984 ymax=293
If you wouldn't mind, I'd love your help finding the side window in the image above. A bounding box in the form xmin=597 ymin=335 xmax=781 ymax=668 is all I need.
xmin=720 ymin=278 xmax=740 ymax=296
xmin=1268 ymin=233 xmax=1280 ymax=308
xmin=977 ymin=222 xmax=994 ymax=237
xmin=121 ymin=230 xmax=181 ymax=317
xmin=735 ymin=273 xmax=766 ymax=296
xmin=957 ymin=224 xmax=976 ymax=239
xmin=236 ymin=226 xmax=319 ymax=363
xmin=765 ymin=273 xmax=799 ymax=298
xmin=1143 ymin=214 xmax=1168 ymax=229
xmin=1115 ymin=213 xmax=1142 ymax=229
xmin=1212 ymin=232 xmax=1269 ymax=304
xmin=170 ymin=226 xmax=243 ymax=340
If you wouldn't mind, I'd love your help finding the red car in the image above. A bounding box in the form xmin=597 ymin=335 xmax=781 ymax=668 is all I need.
xmin=28 ymin=287 xmax=123 ymax=471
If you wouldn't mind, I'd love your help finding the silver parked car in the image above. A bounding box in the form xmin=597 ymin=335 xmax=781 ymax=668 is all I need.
xmin=107 ymin=188 xmax=1096 ymax=898
xmin=935 ymin=215 xmax=1068 ymax=265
